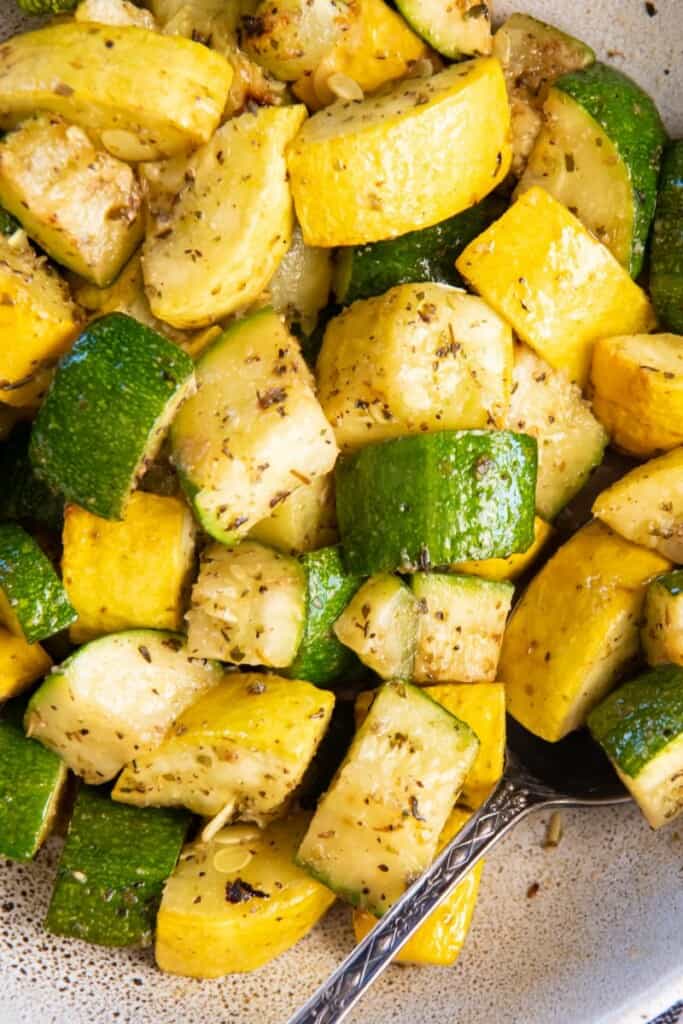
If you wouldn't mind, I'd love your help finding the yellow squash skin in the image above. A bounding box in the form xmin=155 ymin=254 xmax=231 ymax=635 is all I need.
xmin=0 ymin=625 xmax=51 ymax=703
xmin=352 ymin=807 xmax=483 ymax=965
xmin=591 ymin=334 xmax=683 ymax=457
xmin=0 ymin=367 xmax=53 ymax=411
xmin=0 ymin=24 xmax=232 ymax=162
xmin=456 ymin=187 xmax=655 ymax=386
xmin=592 ymin=447 xmax=683 ymax=563
xmin=62 ymin=493 xmax=197 ymax=644
xmin=502 ymin=520 xmax=670 ymax=742
xmin=451 ymin=516 xmax=552 ymax=582
xmin=156 ymin=813 xmax=335 ymax=978
xmin=287 ymin=57 xmax=511 ymax=247
xmin=317 ymin=284 xmax=512 ymax=450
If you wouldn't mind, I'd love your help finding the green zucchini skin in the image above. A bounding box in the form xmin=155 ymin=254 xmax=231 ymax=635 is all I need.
xmin=0 ymin=522 xmax=75 ymax=642
xmin=15 ymin=0 xmax=78 ymax=12
xmin=655 ymin=569 xmax=683 ymax=596
xmin=334 ymin=195 xmax=507 ymax=306
xmin=46 ymin=785 xmax=190 ymax=947
xmin=336 ymin=430 xmax=538 ymax=576
xmin=287 ymin=546 xmax=363 ymax=685
xmin=650 ymin=141 xmax=683 ymax=333
xmin=554 ymin=63 xmax=667 ymax=278
xmin=0 ymin=699 xmax=67 ymax=861
xmin=588 ymin=665 xmax=683 ymax=779
xmin=0 ymin=424 xmax=64 ymax=530
xmin=30 ymin=313 xmax=194 ymax=520
xmin=0 ymin=205 xmax=20 ymax=236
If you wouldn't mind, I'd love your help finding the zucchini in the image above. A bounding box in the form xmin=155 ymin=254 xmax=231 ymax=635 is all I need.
xmin=317 ymin=284 xmax=513 ymax=451
xmin=353 ymin=806 xmax=483 ymax=965
xmin=0 ymin=698 xmax=66 ymax=861
xmin=505 ymin=343 xmax=608 ymax=520
xmin=643 ymin=572 xmax=683 ymax=667
xmin=30 ymin=313 xmax=195 ymax=520
xmin=591 ymin=334 xmax=683 ymax=458
xmin=0 ymin=230 xmax=80 ymax=391
xmin=141 ymin=105 xmax=307 ymax=329
xmin=0 ymin=115 xmax=144 ymax=286
xmin=493 ymin=13 xmax=594 ymax=176
xmin=46 ymin=785 xmax=189 ymax=947
xmin=113 ymin=673 xmax=335 ymax=820
xmin=502 ymin=520 xmax=670 ymax=743
xmin=0 ymin=522 xmax=75 ymax=643
xmin=74 ymin=0 xmax=157 ymax=27
xmin=412 ymin=573 xmax=513 ymax=684
xmin=457 ymin=187 xmax=655 ymax=386
xmin=0 ymin=205 xmax=20 ymax=235
xmin=651 ymin=142 xmax=683 ymax=334
xmin=0 ymin=23 xmax=232 ymax=161
xmin=16 ymin=0 xmax=77 ymax=11
xmin=170 ymin=309 xmax=338 ymax=546
xmin=335 ymin=430 xmax=537 ymax=575
xmin=588 ymin=665 xmax=683 ymax=829
xmin=155 ymin=812 xmax=336 ymax=977
xmin=287 ymin=58 xmax=511 ymax=247
xmin=592 ymin=447 xmax=683 ymax=563
xmin=186 ymin=541 xmax=306 ymax=668
xmin=62 ymin=492 xmax=197 ymax=644
xmin=249 ymin=473 xmax=337 ymax=555
xmin=25 ymin=630 xmax=224 ymax=784
xmin=451 ymin=515 xmax=552 ymax=583
xmin=287 ymin=545 xmax=363 ymax=685
xmin=518 ymin=65 xmax=666 ymax=277
xmin=333 ymin=196 xmax=506 ymax=306
xmin=242 ymin=0 xmax=358 ymax=81
xmin=333 ymin=574 xmax=419 ymax=681
xmin=0 ymin=626 xmax=51 ymax=703
xmin=0 ymin=423 xmax=64 ymax=530
xmin=295 ymin=680 xmax=479 ymax=914
xmin=267 ymin=225 xmax=332 ymax=336
xmin=396 ymin=0 xmax=491 ymax=59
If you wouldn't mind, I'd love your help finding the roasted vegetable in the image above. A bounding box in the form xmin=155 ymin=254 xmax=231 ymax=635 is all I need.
xmin=651 ymin=142 xmax=683 ymax=334
xmin=242 ymin=0 xmax=358 ymax=81
xmin=0 ymin=522 xmax=75 ymax=644
xmin=642 ymin=572 xmax=683 ymax=667
xmin=451 ymin=516 xmax=552 ymax=582
xmin=397 ymin=0 xmax=491 ymax=59
xmin=0 ymin=627 xmax=51 ymax=704
xmin=249 ymin=473 xmax=337 ymax=555
xmin=333 ymin=574 xmax=419 ymax=680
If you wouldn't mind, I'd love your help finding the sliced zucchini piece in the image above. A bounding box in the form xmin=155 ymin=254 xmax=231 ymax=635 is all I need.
xmin=242 ymin=0 xmax=358 ymax=81
xmin=333 ymin=574 xmax=419 ymax=681
xmin=0 ymin=23 xmax=232 ymax=161
xmin=352 ymin=806 xmax=483 ymax=965
xmin=62 ymin=492 xmax=197 ymax=644
xmin=505 ymin=343 xmax=608 ymax=520
xmin=0 ymin=206 xmax=20 ymax=236
xmin=643 ymin=572 xmax=683 ymax=667
xmin=186 ymin=541 xmax=306 ymax=668
xmin=592 ymin=447 xmax=683 ymax=563
xmin=113 ymin=673 xmax=335 ymax=820
xmin=142 ymin=105 xmax=307 ymax=329
xmin=451 ymin=515 xmax=552 ymax=582
xmin=46 ymin=785 xmax=189 ymax=947
xmin=74 ymin=0 xmax=158 ymax=28
xmin=651 ymin=142 xmax=683 ymax=334
xmin=0 ymin=626 xmax=51 ymax=704
xmin=25 ymin=630 xmax=223 ymax=784
xmin=266 ymin=225 xmax=332 ymax=336
xmin=412 ymin=573 xmax=512 ymax=684
xmin=317 ymin=284 xmax=513 ymax=450
xmin=16 ymin=0 xmax=77 ymax=12
xmin=295 ymin=681 xmax=478 ymax=915
xmin=0 ymin=699 xmax=67 ymax=862
xmin=0 ymin=522 xmax=75 ymax=643
xmin=333 ymin=196 xmax=506 ymax=306
xmin=336 ymin=430 xmax=537 ymax=575
xmin=0 ymin=115 xmax=144 ymax=286
xmin=518 ymin=65 xmax=666 ymax=277
xmin=286 ymin=546 xmax=362 ymax=685
xmin=30 ymin=313 xmax=195 ymax=520
xmin=396 ymin=0 xmax=491 ymax=59
xmin=155 ymin=812 xmax=335 ymax=977
xmin=287 ymin=58 xmax=511 ymax=247
xmin=493 ymin=13 xmax=594 ymax=176
xmin=249 ymin=473 xmax=337 ymax=555
xmin=170 ymin=309 xmax=338 ymax=546
xmin=588 ymin=665 xmax=683 ymax=829
xmin=0 ymin=423 xmax=64 ymax=531
xmin=457 ymin=187 xmax=655 ymax=386
xmin=501 ymin=520 xmax=670 ymax=743
xmin=591 ymin=334 xmax=683 ymax=458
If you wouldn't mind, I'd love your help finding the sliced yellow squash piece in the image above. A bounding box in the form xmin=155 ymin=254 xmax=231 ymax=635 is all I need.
xmin=0 ymin=626 xmax=51 ymax=703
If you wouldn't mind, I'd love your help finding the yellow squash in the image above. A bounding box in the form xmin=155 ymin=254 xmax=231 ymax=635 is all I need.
xmin=62 ymin=492 xmax=197 ymax=644
xmin=502 ymin=520 xmax=670 ymax=742
xmin=156 ymin=812 xmax=335 ymax=977
xmin=451 ymin=516 xmax=552 ymax=582
xmin=287 ymin=57 xmax=511 ymax=247
xmin=0 ymin=367 xmax=53 ymax=412
xmin=456 ymin=187 xmax=655 ymax=386
xmin=0 ymin=626 xmax=51 ymax=703
xmin=591 ymin=334 xmax=683 ymax=457
xmin=352 ymin=807 xmax=483 ymax=965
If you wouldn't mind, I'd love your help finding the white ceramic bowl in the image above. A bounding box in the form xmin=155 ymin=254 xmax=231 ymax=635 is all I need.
xmin=1 ymin=3 xmax=682 ymax=1022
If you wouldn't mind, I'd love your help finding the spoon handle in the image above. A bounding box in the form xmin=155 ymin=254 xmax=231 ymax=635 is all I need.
xmin=287 ymin=776 xmax=544 ymax=1024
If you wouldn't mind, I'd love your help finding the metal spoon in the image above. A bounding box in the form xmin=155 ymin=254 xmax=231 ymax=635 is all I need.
xmin=287 ymin=718 xmax=629 ymax=1024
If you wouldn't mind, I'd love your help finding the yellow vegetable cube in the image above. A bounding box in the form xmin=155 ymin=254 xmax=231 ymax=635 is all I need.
xmin=451 ymin=516 xmax=552 ymax=582
xmin=0 ymin=626 xmax=51 ymax=703
xmin=62 ymin=492 xmax=196 ymax=643
xmin=456 ymin=187 xmax=655 ymax=386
